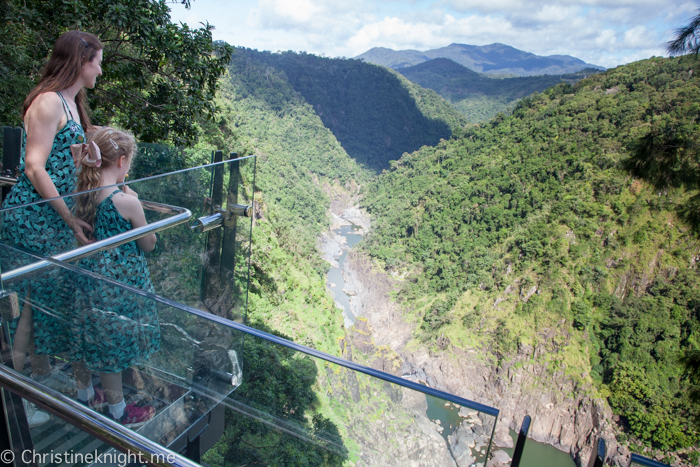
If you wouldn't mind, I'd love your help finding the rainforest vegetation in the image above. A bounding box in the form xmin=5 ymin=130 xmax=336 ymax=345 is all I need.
xmin=0 ymin=0 xmax=231 ymax=145
xmin=362 ymin=55 xmax=700 ymax=452
xmin=398 ymin=58 xmax=602 ymax=123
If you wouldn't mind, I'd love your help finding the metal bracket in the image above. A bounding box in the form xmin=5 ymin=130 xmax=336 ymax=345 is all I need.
xmin=190 ymin=204 xmax=251 ymax=234
xmin=191 ymin=212 xmax=223 ymax=234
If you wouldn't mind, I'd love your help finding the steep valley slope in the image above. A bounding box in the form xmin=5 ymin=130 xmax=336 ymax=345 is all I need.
xmin=205 ymin=49 xmax=700 ymax=465
xmin=362 ymin=55 xmax=700 ymax=465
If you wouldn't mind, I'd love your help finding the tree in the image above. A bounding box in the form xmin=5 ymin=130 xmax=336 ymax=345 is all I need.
xmin=0 ymin=0 xmax=232 ymax=146
xmin=620 ymin=120 xmax=700 ymax=233
xmin=667 ymin=9 xmax=700 ymax=56
xmin=203 ymin=323 xmax=349 ymax=467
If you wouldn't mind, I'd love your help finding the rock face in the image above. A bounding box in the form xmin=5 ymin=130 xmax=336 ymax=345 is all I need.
xmin=342 ymin=250 xmax=629 ymax=467
xmin=342 ymin=250 xmax=413 ymax=350
xmin=486 ymin=450 xmax=512 ymax=467
xmin=337 ymin=318 xmax=457 ymax=466
xmin=448 ymin=412 xmax=493 ymax=466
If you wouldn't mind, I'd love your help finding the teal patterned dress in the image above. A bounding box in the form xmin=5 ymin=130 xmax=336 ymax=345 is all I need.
xmin=73 ymin=190 xmax=160 ymax=373
xmin=0 ymin=92 xmax=83 ymax=355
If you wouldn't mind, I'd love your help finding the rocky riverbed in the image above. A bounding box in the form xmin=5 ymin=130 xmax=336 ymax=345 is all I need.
xmin=316 ymin=183 xmax=628 ymax=466
xmin=340 ymin=244 xmax=629 ymax=467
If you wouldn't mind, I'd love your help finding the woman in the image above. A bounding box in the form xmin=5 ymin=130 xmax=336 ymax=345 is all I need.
xmin=1 ymin=30 xmax=102 ymax=425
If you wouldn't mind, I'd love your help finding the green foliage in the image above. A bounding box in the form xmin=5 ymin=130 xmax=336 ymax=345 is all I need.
xmin=571 ymin=299 xmax=591 ymax=330
xmin=680 ymin=349 xmax=700 ymax=404
xmin=219 ymin=50 xmax=370 ymax=235
xmin=599 ymin=277 xmax=700 ymax=449
xmin=203 ymin=324 xmax=348 ymax=466
xmin=131 ymin=143 xmax=190 ymax=179
xmin=667 ymin=10 xmax=700 ymax=56
xmin=233 ymin=48 xmax=467 ymax=172
xmin=620 ymin=88 xmax=700 ymax=234
xmin=362 ymin=55 xmax=700 ymax=449
xmin=399 ymin=59 xmax=602 ymax=123
xmin=0 ymin=0 xmax=232 ymax=146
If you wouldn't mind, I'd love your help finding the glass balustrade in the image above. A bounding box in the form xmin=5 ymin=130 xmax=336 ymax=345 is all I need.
xmin=0 ymin=155 xmax=256 ymax=323
xmin=0 ymin=153 xmax=499 ymax=466
xmin=0 ymin=242 xmax=498 ymax=466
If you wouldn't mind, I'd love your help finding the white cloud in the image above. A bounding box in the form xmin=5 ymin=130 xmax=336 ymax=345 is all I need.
xmin=170 ymin=0 xmax=684 ymax=67
xmin=256 ymin=0 xmax=368 ymax=36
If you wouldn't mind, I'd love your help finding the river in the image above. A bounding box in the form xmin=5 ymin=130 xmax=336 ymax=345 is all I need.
xmin=326 ymin=223 xmax=363 ymax=327
xmin=327 ymin=223 xmax=576 ymax=467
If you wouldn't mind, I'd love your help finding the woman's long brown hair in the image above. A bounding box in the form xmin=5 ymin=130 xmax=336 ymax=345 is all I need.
xmin=23 ymin=30 xmax=102 ymax=130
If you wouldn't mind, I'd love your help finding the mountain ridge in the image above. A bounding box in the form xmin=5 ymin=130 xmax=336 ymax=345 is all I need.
xmin=355 ymin=42 xmax=605 ymax=77
xmin=397 ymin=57 xmax=602 ymax=122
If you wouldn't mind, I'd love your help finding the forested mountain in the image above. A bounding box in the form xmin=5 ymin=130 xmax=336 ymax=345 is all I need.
xmin=355 ymin=43 xmax=604 ymax=76
xmin=398 ymin=58 xmax=602 ymax=122
xmin=362 ymin=55 xmax=700 ymax=454
xmin=230 ymin=48 xmax=467 ymax=172
xmin=193 ymin=47 xmax=474 ymax=465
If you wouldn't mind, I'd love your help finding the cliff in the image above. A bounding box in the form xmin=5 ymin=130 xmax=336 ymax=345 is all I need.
xmin=342 ymin=249 xmax=629 ymax=466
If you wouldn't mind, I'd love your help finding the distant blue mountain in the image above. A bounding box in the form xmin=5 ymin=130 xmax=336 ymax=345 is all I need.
xmin=354 ymin=43 xmax=605 ymax=77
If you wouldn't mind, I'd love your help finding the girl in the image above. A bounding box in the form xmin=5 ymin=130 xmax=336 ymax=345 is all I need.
xmin=70 ymin=127 xmax=160 ymax=427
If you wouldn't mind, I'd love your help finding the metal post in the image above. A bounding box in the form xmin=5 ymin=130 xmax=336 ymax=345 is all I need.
xmin=12 ymin=128 xmax=21 ymax=169
xmin=2 ymin=127 xmax=17 ymax=201
xmin=511 ymin=415 xmax=531 ymax=467
xmin=587 ymin=438 xmax=606 ymax=467
xmin=219 ymin=153 xmax=239 ymax=285
xmin=201 ymin=151 xmax=224 ymax=307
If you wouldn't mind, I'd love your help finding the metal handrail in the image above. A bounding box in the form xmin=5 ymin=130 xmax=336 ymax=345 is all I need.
xmin=629 ymin=453 xmax=670 ymax=467
xmin=0 ymin=200 xmax=191 ymax=283
xmin=47 ymin=250 xmax=500 ymax=417
xmin=0 ymin=365 xmax=198 ymax=467
xmin=0 ymin=175 xmax=17 ymax=187
xmin=511 ymin=415 xmax=531 ymax=467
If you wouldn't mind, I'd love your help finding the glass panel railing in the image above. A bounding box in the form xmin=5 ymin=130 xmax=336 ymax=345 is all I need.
xmin=0 ymin=155 xmax=256 ymax=325
xmin=0 ymin=150 xmax=499 ymax=465
xmin=213 ymin=331 xmax=497 ymax=466
xmin=0 ymin=240 xmax=498 ymax=465
xmin=121 ymin=154 xmax=256 ymax=324
xmin=0 ymin=243 xmax=239 ymax=461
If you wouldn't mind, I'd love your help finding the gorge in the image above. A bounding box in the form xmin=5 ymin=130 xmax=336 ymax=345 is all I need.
xmin=153 ymin=46 xmax=700 ymax=466
xmin=321 ymin=199 xmax=581 ymax=466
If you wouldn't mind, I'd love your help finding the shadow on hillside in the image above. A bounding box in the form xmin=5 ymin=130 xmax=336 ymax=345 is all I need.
xmin=242 ymin=50 xmax=453 ymax=173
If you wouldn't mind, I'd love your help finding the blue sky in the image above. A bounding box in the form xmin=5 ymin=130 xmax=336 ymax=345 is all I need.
xmin=169 ymin=0 xmax=697 ymax=68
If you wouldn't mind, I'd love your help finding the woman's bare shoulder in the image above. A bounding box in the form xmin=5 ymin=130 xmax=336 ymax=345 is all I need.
xmin=25 ymin=92 xmax=64 ymax=126
xmin=27 ymin=92 xmax=63 ymax=114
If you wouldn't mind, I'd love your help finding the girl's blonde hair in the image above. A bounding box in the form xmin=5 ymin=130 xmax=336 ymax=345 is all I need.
xmin=74 ymin=127 xmax=136 ymax=229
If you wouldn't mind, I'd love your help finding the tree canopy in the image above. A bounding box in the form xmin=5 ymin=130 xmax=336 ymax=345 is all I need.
xmin=667 ymin=9 xmax=700 ymax=56
xmin=362 ymin=55 xmax=700 ymax=451
xmin=0 ymin=0 xmax=232 ymax=146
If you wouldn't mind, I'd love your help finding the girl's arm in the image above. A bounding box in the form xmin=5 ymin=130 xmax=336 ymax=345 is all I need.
xmin=111 ymin=189 xmax=157 ymax=252
xmin=24 ymin=93 xmax=93 ymax=244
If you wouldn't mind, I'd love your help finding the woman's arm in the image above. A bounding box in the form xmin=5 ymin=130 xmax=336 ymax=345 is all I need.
xmin=112 ymin=189 xmax=157 ymax=252
xmin=24 ymin=93 xmax=93 ymax=244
